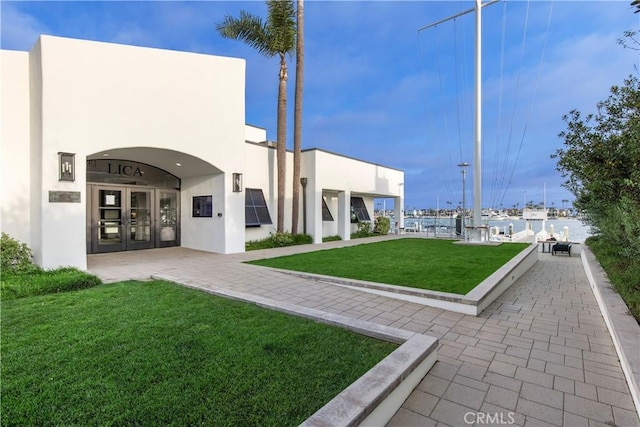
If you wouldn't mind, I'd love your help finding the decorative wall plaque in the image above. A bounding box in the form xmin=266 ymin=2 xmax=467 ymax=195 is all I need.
xmin=49 ymin=191 xmax=81 ymax=203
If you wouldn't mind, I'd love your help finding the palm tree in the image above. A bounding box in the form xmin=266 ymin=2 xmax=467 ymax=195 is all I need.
xmin=291 ymin=0 xmax=304 ymax=235
xmin=217 ymin=0 xmax=296 ymax=233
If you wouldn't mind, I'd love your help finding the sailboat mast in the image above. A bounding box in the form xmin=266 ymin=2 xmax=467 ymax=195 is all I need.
xmin=473 ymin=0 xmax=483 ymax=241
xmin=418 ymin=0 xmax=499 ymax=242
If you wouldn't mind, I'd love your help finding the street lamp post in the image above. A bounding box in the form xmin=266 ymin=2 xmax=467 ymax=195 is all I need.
xmin=300 ymin=177 xmax=308 ymax=234
xmin=458 ymin=162 xmax=470 ymax=240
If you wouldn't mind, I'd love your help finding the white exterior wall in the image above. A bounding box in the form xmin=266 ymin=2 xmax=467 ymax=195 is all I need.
xmin=322 ymin=195 xmax=339 ymax=237
xmin=180 ymin=174 xmax=244 ymax=254
xmin=304 ymin=149 xmax=404 ymax=243
xmin=2 ymin=36 xmax=247 ymax=268
xmin=1 ymin=51 xmax=31 ymax=246
xmin=1 ymin=35 xmax=404 ymax=269
xmin=241 ymin=143 xmax=405 ymax=245
xmin=243 ymin=142 xmax=297 ymax=242
xmin=245 ymin=125 xmax=267 ymax=143
xmin=181 ymin=175 xmax=219 ymax=252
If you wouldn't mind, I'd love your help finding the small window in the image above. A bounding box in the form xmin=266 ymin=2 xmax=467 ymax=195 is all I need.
xmin=245 ymin=188 xmax=273 ymax=227
xmin=322 ymin=198 xmax=334 ymax=222
xmin=350 ymin=197 xmax=371 ymax=222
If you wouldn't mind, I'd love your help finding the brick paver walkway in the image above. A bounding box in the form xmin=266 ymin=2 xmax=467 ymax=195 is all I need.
xmin=88 ymin=238 xmax=640 ymax=427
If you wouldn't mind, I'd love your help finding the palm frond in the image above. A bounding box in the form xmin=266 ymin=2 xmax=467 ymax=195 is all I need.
xmin=216 ymin=11 xmax=272 ymax=57
xmin=266 ymin=0 xmax=296 ymax=55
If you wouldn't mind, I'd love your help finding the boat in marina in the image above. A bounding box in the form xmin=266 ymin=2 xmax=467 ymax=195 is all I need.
xmin=481 ymin=209 xmax=510 ymax=221
xmin=397 ymin=213 xmax=592 ymax=243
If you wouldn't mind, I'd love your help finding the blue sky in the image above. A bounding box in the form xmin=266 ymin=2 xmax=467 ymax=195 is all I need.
xmin=2 ymin=1 xmax=639 ymax=211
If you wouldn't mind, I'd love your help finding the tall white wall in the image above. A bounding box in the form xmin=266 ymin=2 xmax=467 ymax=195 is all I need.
xmin=1 ymin=51 xmax=31 ymax=246
xmin=3 ymin=35 xmax=248 ymax=268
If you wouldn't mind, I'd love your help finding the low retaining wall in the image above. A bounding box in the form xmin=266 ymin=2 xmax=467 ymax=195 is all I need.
xmin=273 ymin=243 xmax=539 ymax=316
xmin=581 ymin=248 xmax=640 ymax=419
xmin=466 ymin=242 xmax=539 ymax=314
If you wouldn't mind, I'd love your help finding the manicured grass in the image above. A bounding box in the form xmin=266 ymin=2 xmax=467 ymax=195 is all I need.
xmin=1 ymin=267 xmax=102 ymax=300
xmin=1 ymin=280 xmax=397 ymax=426
xmin=248 ymin=239 xmax=530 ymax=295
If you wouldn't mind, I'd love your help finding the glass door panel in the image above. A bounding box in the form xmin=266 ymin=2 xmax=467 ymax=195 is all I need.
xmin=158 ymin=190 xmax=179 ymax=247
xmin=127 ymin=190 xmax=154 ymax=250
xmin=95 ymin=188 xmax=125 ymax=252
xmin=90 ymin=185 xmax=178 ymax=253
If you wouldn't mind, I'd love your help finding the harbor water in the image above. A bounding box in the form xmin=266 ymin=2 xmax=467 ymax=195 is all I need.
xmin=402 ymin=217 xmax=593 ymax=243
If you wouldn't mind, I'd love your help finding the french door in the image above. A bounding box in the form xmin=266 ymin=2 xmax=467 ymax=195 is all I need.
xmin=91 ymin=186 xmax=155 ymax=253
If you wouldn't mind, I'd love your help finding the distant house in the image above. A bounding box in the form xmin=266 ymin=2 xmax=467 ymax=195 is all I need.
xmin=1 ymin=35 xmax=404 ymax=270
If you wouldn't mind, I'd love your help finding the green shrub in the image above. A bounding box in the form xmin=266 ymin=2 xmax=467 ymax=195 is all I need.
xmin=1 ymin=267 xmax=102 ymax=300
xmin=351 ymin=222 xmax=375 ymax=239
xmin=587 ymin=235 xmax=640 ymax=323
xmin=598 ymin=197 xmax=640 ymax=261
xmin=1 ymin=232 xmax=40 ymax=274
xmin=292 ymin=233 xmax=313 ymax=245
xmin=373 ymin=216 xmax=391 ymax=235
xmin=357 ymin=222 xmax=371 ymax=234
xmin=245 ymin=232 xmax=313 ymax=251
xmin=322 ymin=235 xmax=342 ymax=242
xmin=270 ymin=231 xmax=294 ymax=247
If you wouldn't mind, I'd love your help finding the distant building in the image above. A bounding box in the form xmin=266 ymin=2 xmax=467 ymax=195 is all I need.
xmin=1 ymin=36 xmax=404 ymax=270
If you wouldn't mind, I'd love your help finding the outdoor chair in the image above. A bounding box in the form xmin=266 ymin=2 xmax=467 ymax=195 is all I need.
xmin=552 ymin=242 xmax=572 ymax=256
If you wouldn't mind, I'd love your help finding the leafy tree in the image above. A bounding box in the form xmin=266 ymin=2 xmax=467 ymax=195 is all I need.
xmin=553 ymin=76 xmax=640 ymax=260
xmin=291 ymin=0 xmax=304 ymax=234
xmin=217 ymin=0 xmax=296 ymax=233
xmin=553 ymin=76 xmax=640 ymax=218
xmin=554 ymin=74 xmax=640 ymax=322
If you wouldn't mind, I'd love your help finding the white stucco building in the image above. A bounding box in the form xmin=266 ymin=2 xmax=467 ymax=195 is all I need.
xmin=1 ymin=35 xmax=404 ymax=270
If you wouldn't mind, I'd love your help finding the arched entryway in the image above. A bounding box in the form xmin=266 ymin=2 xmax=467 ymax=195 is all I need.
xmin=86 ymin=159 xmax=180 ymax=253
xmin=86 ymin=148 xmax=223 ymax=254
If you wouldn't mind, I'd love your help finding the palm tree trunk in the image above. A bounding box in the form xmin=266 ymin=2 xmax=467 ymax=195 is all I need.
xmin=277 ymin=53 xmax=288 ymax=233
xmin=291 ymin=0 xmax=304 ymax=235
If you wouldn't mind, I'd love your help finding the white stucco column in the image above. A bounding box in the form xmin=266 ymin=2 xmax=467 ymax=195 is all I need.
xmin=309 ymin=186 xmax=323 ymax=244
xmin=394 ymin=195 xmax=404 ymax=231
xmin=338 ymin=190 xmax=351 ymax=241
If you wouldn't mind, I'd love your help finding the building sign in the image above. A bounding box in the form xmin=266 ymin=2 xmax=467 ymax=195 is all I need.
xmin=49 ymin=191 xmax=81 ymax=203
xmin=106 ymin=163 xmax=144 ymax=177
xmin=87 ymin=159 xmax=180 ymax=189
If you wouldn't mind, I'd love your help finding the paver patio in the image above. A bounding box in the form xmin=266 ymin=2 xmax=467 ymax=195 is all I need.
xmin=87 ymin=236 xmax=640 ymax=427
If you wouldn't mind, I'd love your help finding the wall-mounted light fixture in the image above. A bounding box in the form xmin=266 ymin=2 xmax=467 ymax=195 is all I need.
xmin=232 ymin=173 xmax=243 ymax=192
xmin=59 ymin=152 xmax=75 ymax=182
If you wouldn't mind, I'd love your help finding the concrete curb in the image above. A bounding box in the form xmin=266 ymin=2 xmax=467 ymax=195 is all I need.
xmin=263 ymin=243 xmax=539 ymax=316
xmin=581 ymin=247 xmax=640 ymax=420
xmin=153 ymin=273 xmax=438 ymax=427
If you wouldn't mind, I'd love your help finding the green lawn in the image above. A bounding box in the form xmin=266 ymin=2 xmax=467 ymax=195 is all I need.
xmin=248 ymin=239 xmax=530 ymax=295
xmin=1 ymin=280 xmax=397 ymax=426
